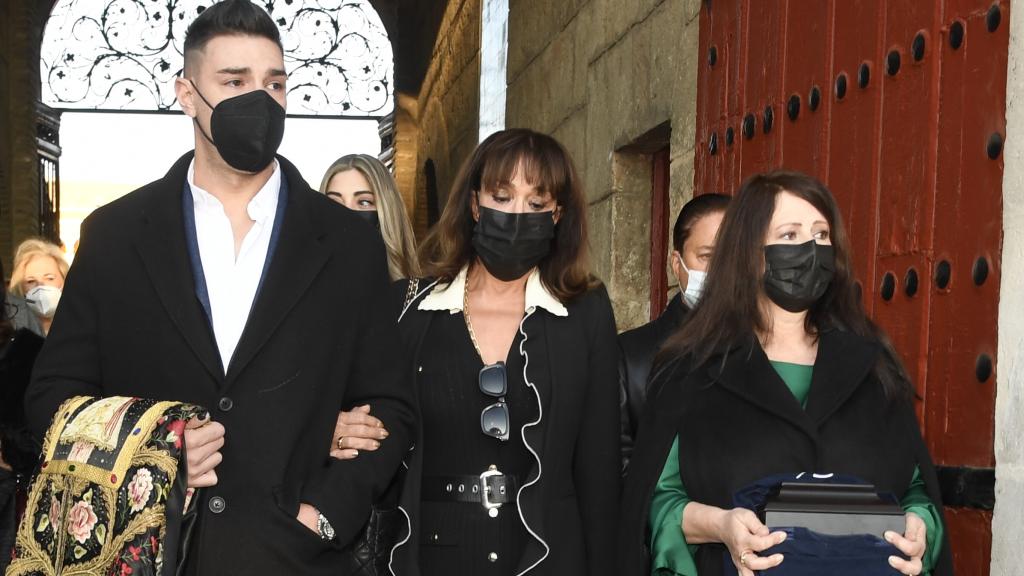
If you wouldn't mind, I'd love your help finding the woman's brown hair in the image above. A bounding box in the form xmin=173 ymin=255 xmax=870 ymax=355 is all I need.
xmin=659 ymin=170 xmax=913 ymax=401
xmin=420 ymin=128 xmax=595 ymax=302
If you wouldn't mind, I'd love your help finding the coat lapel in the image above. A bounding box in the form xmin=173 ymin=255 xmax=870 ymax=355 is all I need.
xmin=223 ymin=159 xmax=330 ymax=387
xmin=710 ymin=336 xmax=819 ymax=441
xmin=804 ymin=329 xmax=880 ymax=425
xmin=135 ymin=152 xmax=224 ymax=383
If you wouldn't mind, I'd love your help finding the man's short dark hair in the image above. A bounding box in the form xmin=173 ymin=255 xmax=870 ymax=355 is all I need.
xmin=183 ymin=0 xmax=283 ymax=71
xmin=672 ymin=193 xmax=731 ymax=252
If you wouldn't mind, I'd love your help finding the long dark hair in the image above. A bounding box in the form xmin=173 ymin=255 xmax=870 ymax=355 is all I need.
xmin=660 ymin=170 xmax=913 ymax=401
xmin=420 ymin=128 xmax=595 ymax=302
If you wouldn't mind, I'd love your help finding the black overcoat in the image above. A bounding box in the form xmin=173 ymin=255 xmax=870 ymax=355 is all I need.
xmin=618 ymin=329 xmax=954 ymax=576
xmin=25 ymin=152 xmax=416 ymax=576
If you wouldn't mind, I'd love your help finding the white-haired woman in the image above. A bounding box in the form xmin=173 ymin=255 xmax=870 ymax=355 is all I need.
xmin=8 ymin=238 xmax=69 ymax=336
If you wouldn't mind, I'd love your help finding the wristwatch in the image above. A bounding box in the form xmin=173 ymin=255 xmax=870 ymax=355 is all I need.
xmin=317 ymin=512 xmax=336 ymax=541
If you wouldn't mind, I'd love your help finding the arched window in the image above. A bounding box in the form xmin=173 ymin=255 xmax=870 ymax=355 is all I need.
xmin=41 ymin=0 xmax=394 ymax=118
xmin=39 ymin=0 xmax=394 ymax=262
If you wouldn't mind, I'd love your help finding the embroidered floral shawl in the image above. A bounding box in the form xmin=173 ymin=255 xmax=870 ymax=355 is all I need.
xmin=7 ymin=396 xmax=204 ymax=576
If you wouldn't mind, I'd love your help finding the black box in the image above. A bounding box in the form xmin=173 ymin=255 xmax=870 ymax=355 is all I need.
xmin=760 ymin=482 xmax=906 ymax=537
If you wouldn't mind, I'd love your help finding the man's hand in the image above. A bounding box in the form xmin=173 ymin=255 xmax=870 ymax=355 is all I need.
xmin=184 ymin=414 xmax=225 ymax=488
xmin=297 ymin=503 xmax=320 ymax=534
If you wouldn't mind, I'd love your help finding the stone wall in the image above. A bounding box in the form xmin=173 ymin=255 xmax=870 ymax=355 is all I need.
xmin=412 ymin=0 xmax=481 ymax=238
xmin=0 ymin=0 xmax=50 ymax=276
xmin=991 ymin=5 xmax=1024 ymax=573
xmin=392 ymin=92 xmax=419 ymax=220
xmin=0 ymin=0 xmax=10 ymax=276
xmin=506 ymin=0 xmax=701 ymax=329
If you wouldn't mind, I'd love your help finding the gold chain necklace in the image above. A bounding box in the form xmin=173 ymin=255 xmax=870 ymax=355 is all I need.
xmin=463 ymin=281 xmax=486 ymax=363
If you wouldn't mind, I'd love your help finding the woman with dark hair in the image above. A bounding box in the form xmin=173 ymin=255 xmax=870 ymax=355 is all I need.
xmin=1 ymin=257 xmax=45 ymax=572
xmin=380 ymin=128 xmax=620 ymax=576
xmin=619 ymin=171 xmax=951 ymax=576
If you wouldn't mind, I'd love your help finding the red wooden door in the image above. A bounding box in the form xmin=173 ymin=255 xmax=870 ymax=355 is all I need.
xmin=651 ymin=147 xmax=671 ymax=319
xmin=693 ymin=1 xmax=1006 ymax=573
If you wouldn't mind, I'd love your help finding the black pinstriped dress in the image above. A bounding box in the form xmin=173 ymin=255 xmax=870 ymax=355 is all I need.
xmin=417 ymin=310 xmax=539 ymax=576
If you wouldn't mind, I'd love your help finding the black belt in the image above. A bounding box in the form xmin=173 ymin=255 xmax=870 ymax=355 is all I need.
xmin=422 ymin=470 xmax=520 ymax=506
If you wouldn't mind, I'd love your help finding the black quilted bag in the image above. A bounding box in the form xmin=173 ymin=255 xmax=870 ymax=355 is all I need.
xmin=343 ymin=503 xmax=405 ymax=575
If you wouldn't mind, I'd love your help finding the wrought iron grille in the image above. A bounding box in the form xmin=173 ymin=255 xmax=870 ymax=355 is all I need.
xmin=41 ymin=0 xmax=394 ymax=117
xmin=36 ymin=104 xmax=62 ymax=243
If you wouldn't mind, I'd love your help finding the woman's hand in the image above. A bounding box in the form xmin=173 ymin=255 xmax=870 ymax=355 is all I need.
xmin=886 ymin=512 xmax=928 ymax=575
xmin=714 ymin=507 xmax=786 ymax=576
xmin=330 ymin=404 xmax=389 ymax=460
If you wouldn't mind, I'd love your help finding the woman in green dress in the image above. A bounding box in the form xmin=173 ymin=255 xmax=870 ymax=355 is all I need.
xmin=618 ymin=171 xmax=952 ymax=576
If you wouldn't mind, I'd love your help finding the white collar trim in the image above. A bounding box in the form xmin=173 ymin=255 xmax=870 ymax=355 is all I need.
xmin=418 ymin=266 xmax=568 ymax=317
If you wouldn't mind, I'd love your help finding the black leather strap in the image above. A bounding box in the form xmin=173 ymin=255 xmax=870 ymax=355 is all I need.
xmin=936 ymin=465 xmax=995 ymax=510
xmin=422 ymin=474 xmax=519 ymax=504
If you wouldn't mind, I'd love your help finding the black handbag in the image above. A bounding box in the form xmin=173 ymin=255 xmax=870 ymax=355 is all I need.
xmin=343 ymin=504 xmax=406 ymax=575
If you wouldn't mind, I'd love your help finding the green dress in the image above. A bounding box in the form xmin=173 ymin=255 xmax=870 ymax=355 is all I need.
xmin=648 ymin=361 xmax=943 ymax=576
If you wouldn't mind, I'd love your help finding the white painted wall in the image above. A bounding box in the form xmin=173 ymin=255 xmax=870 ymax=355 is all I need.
xmin=991 ymin=5 xmax=1024 ymax=574
xmin=479 ymin=0 xmax=508 ymax=142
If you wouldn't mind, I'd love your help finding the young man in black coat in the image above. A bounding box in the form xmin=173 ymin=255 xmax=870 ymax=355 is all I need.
xmin=24 ymin=2 xmax=415 ymax=574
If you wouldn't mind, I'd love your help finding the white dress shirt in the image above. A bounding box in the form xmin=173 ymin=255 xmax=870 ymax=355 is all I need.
xmin=187 ymin=160 xmax=281 ymax=372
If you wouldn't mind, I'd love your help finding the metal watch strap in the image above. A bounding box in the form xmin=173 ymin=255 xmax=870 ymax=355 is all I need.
xmin=317 ymin=512 xmax=336 ymax=541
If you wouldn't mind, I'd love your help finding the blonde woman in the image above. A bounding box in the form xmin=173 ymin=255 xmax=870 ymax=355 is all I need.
xmin=319 ymin=154 xmax=420 ymax=280
xmin=8 ymin=238 xmax=69 ymax=335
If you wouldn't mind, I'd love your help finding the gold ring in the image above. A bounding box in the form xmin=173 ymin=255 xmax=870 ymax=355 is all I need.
xmin=336 ymin=436 xmax=345 ymax=449
xmin=740 ymin=551 xmax=751 ymax=567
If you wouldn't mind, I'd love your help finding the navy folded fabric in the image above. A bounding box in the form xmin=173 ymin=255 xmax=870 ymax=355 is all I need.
xmin=721 ymin=527 xmax=904 ymax=576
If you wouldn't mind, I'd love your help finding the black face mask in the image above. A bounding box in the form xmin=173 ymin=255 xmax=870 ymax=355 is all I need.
xmin=355 ymin=209 xmax=380 ymax=230
xmin=471 ymin=206 xmax=556 ymax=282
xmin=763 ymin=240 xmax=836 ymax=312
xmin=190 ymin=80 xmax=286 ymax=173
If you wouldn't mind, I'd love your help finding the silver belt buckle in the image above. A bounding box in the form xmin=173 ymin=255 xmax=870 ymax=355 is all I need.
xmin=480 ymin=466 xmax=504 ymax=516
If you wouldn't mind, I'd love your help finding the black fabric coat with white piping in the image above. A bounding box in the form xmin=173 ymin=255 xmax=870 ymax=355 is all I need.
xmin=387 ymin=276 xmax=620 ymax=576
